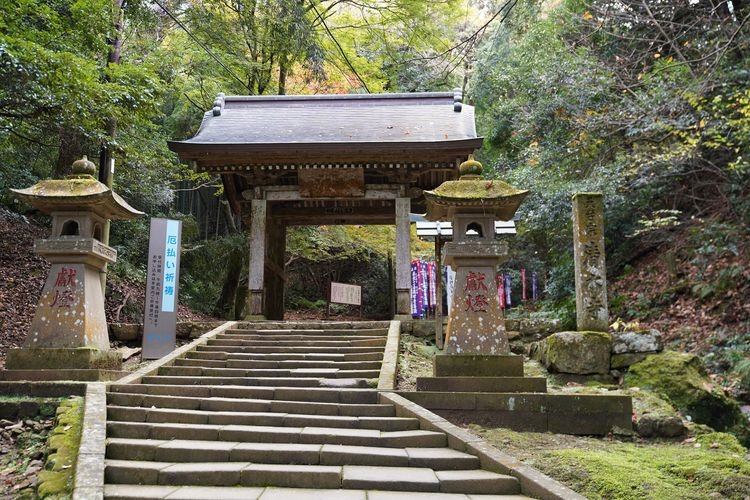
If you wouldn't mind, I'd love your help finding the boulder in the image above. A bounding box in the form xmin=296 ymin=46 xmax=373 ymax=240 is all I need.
xmin=175 ymin=321 xmax=221 ymax=339
xmin=519 ymin=318 xmax=562 ymax=336
xmin=625 ymin=352 xmax=750 ymax=446
xmin=109 ymin=323 xmax=142 ymax=341
xmin=530 ymin=331 xmax=612 ymax=375
xmin=636 ymin=414 xmax=685 ymax=438
xmin=611 ymin=328 xmax=663 ymax=354
xmin=410 ymin=320 xmax=435 ymax=338
xmin=611 ymin=352 xmax=649 ymax=369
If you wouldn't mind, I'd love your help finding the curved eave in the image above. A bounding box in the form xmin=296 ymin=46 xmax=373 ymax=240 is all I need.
xmin=423 ymin=190 xmax=530 ymax=222
xmin=10 ymin=187 xmax=144 ymax=220
xmin=168 ymin=138 xmax=485 ymax=162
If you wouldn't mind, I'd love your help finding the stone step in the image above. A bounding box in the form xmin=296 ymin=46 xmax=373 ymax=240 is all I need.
xmin=105 ymin=461 xmax=516 ymax=494
xmin=186 ymin=351 xmax=384 ymax=362
xmin=106 ymin=439 xmax=478 ymax=469
xmin=105 ymin=484 xmax=530 ymax=499
xmin=175 ymin=358 xmax=383 ymax=370
xmin=160 ymin=366 xmax=380 ymax=379
xmin=416 ymin=377 xmax=547 ymax=393
xmin=216 ymin=334 xmax=386 ymax=342
xmin=107 ymin=392 xmax=395 ymax=417
xmin=108 ymin=384 xmax=379 ymax=403
xmin=106 ymin=422 xmax=448 ymax=447
xmin=209 ymin=338 xmax=387 ymax=347
xmin=197 ymin=345 xmax=385 ymax=354
xmin=107 ymin=406 xmax=419 ymax=430
xmin=140 ymin=376 xmax=372 ymax=388
xmin=228 ymin=327 xmax=389 ymax=336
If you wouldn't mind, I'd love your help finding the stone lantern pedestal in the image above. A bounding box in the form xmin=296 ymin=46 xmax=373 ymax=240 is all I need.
xmin=442 ymin=240 xmax=509 ymax=354
xmin=3 ymin=157 xmax=142 ymax=381
xmin=419 ymin=156 xmax=529 ymax=378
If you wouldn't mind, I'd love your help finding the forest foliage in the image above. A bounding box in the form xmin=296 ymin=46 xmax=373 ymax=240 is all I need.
xmin=471 ymin=0 xmax=749 ymax=312
xmin=0 ymin=0 xmax=748 ymax=322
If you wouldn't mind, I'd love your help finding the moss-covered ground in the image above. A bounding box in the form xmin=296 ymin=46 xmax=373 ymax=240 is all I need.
xmin=399 ymin=334 xmax=750 ymax=498
xmin=0 ymin=400 xmax=59 ymax=498
xmin=470 ymin=425 xmax=750 ymax=499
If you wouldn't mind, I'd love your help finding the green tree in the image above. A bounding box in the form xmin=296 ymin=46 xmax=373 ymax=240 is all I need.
xmin=469 ymin=0 xmax=749 ymax=302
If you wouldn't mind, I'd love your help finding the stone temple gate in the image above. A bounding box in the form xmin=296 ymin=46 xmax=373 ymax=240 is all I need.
xmin=168 ymin=91 xmax=482 ymax=320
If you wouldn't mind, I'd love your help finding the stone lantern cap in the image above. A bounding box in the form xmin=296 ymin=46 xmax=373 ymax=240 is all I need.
xmin=423 ymin=155 xmax=529 ymax=221
xmin=10 ymin=156 xmax=143 ymax=220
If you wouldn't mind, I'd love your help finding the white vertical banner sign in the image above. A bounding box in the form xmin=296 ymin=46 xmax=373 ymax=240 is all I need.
xmin=142 ymin=218 xmax=182 ymax=359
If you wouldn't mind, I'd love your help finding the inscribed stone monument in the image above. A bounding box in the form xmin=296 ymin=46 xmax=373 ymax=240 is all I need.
xmin=572 ymin=192 xmax=609 ymax=331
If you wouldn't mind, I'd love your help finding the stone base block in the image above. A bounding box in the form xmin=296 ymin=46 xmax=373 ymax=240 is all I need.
xmin=433 ymin=354 xmax=523 ymax=377
xmin=398 ymin=391 xmax=633 ymax=436
xmin=416 ymin=376 xmax=547 ymax=393
xmin=0 ymin=382 xmax=87 ymax=397
xmin=0 ymin=369 xmax=128 ymax=382
xmin=6 ymin=347 xmax=122 ymax=370
xmin=437 ymin=410 xmax=549 ymax=433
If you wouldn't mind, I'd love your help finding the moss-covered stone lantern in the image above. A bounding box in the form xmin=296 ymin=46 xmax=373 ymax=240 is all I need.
xmin=424 ymin=155 xmax=528 ymax=355
xmin=6 ymin=157 xmax=143 ymax=374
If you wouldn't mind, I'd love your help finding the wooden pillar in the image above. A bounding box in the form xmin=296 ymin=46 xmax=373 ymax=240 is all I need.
xmin=245 ymin=199 xmax=266 ymax=319
xmin=395 ymin=197 xmax=411 ymax=317
xmin=264 ymin=220 xmax=286 ymax=320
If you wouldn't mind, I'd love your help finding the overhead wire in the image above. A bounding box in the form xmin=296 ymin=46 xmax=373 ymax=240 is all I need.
xmin=150 ymin=0 xmax=252 ymax=92
xmin=308 ymin=0 xmax=371 ymax=93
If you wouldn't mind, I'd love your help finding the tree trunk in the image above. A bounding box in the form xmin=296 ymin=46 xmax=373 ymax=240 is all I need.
xmin=212 ymin=201 xmax=245 ymax=318
xmin=53 ymin=128 xmax=85 ymax=178
xmin=212 ymin=245 xmax=245 ymax=318
xmin=278 ymin=55 xmax=288 ymax=95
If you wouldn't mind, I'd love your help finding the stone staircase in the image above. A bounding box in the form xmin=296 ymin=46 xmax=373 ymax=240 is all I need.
xmin=102 ymin=322 xmax=529 ymax=499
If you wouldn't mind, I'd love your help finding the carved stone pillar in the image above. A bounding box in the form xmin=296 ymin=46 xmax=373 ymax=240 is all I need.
xmin=572 ymin=192 xmax=608 ymax=331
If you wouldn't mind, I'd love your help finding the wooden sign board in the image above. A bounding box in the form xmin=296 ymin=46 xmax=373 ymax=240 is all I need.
xmin=330 ymin=282 xmax=362 ymax=306
xmin=298 ymin=168 xmax=364 ymax=197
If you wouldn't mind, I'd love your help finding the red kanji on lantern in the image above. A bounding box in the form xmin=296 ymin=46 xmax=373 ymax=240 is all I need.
xmin=465 ymin=294 xmax=489 ymax=312
xmin=50 ymin=288 xmax=75 ymax=307
xmin=464 ymin=271 xmax=488 ymax=293
xmin=54 ymin=267 xmax=76 ymax=288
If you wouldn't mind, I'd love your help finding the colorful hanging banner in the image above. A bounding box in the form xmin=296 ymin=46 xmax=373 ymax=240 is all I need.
xmin=498 ymin=274 xmax=505 ymax=309
xmin=521 ymin=268 xmax=527 ymax=303
xmin=420 ymin=261 xmax=428 ymax=314
xmin=445 ymin=266 xmax=455 ymax=311
xmin=411 ymin=260 xmax=420 ymax=318
xmin=504 ymin=273 xmax=512 ymax=307
xmin=532 ymin=271 xmax=538 ymax=301
xmin=428 ymin=262 xmax=437 ymax=309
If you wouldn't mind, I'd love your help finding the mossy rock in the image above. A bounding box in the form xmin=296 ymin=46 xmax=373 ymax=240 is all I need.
xmin=38 ymin=396 xmax=83 ymax=499
xmin=625 ymin=352 xmax=750 ymax=445
xmin=696 ymin=432 xmax=747 ymax=454
xmin=629 ymin=389 xmax=685 ymax=438
xmin=530 ymin=331 xmax=612 ymax=374
xmin=36 ymin=470 xmax=70 ymax=498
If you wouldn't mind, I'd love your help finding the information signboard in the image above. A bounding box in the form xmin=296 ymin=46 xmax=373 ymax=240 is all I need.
xmin=330 ymin=282 xmax=362 ymax=306
xmin=142 ymin=218 xmax=182 ymax=359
